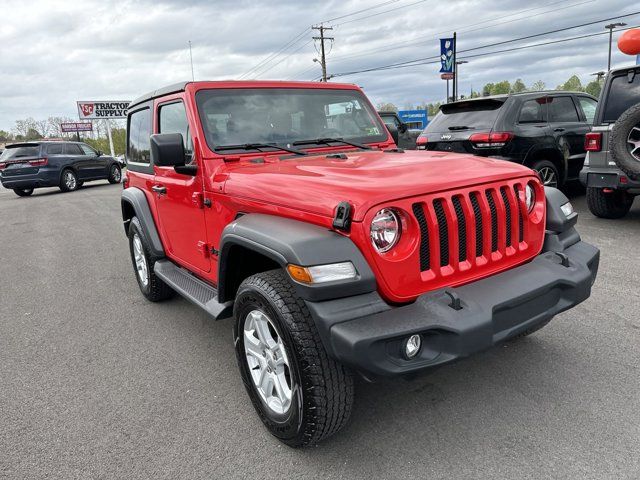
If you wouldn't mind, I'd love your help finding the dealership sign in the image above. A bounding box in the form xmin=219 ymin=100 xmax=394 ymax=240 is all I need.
xmin=77 ymin=101 xmax=131 ymax=119
xmin=61 ymin=122 xmax=93 ymax=133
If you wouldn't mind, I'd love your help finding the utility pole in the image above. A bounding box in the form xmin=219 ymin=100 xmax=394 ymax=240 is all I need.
xmin=591 ymin=71 xmax=606 ymax=82
xmin=312 ymin=25 xmax=334 ymax=82
xmin=605 ymin=23 xmax=626 ymax=71
xmin=455 ymin=60 xmax=468 ymax=100
xmin=188 ymin=40 xmax=195 ymax=81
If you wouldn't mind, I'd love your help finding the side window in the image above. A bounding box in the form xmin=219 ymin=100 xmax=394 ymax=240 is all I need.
xmin=47 ymin=143 xmax=64 ymax=155
xmin=548 ymin=96 xmax=580 ymax=122
xmin=65 ymin=144 xmax=83 ymax=155
xmin=79 ymin=144 xmax=96 ymax=156
xmin=128 ymin=108 xmax=151 ymax=164
xmin=518 ymin=99 xmax=547 ymax=123
xmin=577 ymin=97 xmax=597 ymax=124
xmin=159 ymin=101 xmax=194 ymax=163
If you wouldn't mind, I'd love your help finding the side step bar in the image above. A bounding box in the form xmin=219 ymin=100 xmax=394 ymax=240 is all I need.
xmin=153 ymin=260 xmax=233 ymax=320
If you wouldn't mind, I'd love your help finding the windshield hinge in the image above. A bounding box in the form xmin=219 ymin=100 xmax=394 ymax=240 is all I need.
xmin=333 ymin=201 xmax=352 ymax=232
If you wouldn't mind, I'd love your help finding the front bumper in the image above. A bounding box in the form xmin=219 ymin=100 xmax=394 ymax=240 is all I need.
xmin=307 ymin=238 xmax=599 ymax=378
xmin=580 ymin=165 xmax=640 ymax=190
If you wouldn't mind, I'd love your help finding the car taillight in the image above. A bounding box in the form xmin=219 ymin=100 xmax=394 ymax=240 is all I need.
xmin=28 ymin=158 xmax=48 ymax=167
xmin=416 ymin=135 xmax=428 ymax=149
xmin=0 ymin=162 xmax=6 ymax=170
xmin=469 ymin=131 xmax=513 ymax=147
xmin=585 ymin=132 xmax=602 ymax=152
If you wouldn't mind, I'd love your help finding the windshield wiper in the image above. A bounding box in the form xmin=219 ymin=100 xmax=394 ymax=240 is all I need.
xmin=292 ymin=137 xmax=372 ymax=150
xmin=448 ymin=125 xmax=472 ymax=131
xmin=213 ymin=143 xmax=307 ymax=156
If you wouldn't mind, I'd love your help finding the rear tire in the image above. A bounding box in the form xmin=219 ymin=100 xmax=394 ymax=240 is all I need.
xmin=531 ymin=160 xmax=561 ymax=188
xmin=586 ymin=187 xmax=633 ymax=219
xmin=13 ymin=188 xmax=34 ymax=197
xmin=127 ymin=216 xmax=174 ymax=302
xmin=108 ymin=164 xmax=122 ymax=184
xmin=59 ymin=169 xmax=79 ymax=192
xmin=234 ymin=269 xmax=354 ymax=447
xmin=610 ymin=103 xmax=640 ymax=179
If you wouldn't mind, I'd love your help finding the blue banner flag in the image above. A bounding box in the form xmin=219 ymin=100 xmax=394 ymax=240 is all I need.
xmin=440 ymin=38 xmax=455 ymax=73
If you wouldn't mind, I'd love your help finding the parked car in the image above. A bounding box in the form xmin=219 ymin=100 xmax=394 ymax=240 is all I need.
xmin=121 ymin=80 xmax=598 ymax=447
xmin=0 ymin=141 xmax=122 ymax=197
xmin=418 ymin=92 xmax=598 ymax=188
xmin=378 ymin=111 xmax=421 ymax=149
xmin=580 ymin=65 xmax=640 ymax=218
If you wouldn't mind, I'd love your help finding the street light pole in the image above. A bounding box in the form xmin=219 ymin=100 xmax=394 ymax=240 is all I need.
xmin=605 ymin=23 xmax=626 ymax=71
xmin=455 ymin=60 xmax=468 ymax=101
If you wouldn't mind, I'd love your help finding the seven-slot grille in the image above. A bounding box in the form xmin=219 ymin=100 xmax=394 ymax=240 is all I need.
xmin=412 ymin=182 xmax=528 ymax=273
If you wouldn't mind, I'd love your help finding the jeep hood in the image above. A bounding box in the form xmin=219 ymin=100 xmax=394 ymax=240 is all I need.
xmin=220 ymin=150 xmax=534 ymax=221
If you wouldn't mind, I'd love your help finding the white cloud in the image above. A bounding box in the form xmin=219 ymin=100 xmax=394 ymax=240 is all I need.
xmin=0 ymin=0 xmax=636 ymax=131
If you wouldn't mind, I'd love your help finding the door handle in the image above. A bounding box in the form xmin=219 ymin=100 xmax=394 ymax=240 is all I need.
xmin=554 ymin=127 xmax=565 ymax=132
xmin=151 ymin=185 xmax=167 ymax=195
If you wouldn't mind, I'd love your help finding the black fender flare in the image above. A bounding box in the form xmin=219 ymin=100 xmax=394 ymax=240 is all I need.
xmin=121 ymin=187 xmax=165 ymax=257
xmin=524 ymin=144 xmax=568 ymax=183
xmin=218 ymin=214 xmax=377 ymax=303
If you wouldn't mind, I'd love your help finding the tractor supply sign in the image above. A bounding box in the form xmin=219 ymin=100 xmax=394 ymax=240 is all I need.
xmin=77 ymin=101 xmax=131 ymax=119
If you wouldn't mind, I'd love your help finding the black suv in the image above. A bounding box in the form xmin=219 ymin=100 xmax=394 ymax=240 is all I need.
xmin=580 ymin=65 xmax=640 ymax=218
xmin=378 ymin=111 xmax=421 ymax=149
xmin=0 ymin=141 xmax=122 ymax=197
xmin=418 ymin=91 xmax=598 ymax=188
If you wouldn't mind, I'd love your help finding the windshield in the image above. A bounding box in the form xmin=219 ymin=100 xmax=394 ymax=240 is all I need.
xmin=603 ymin=70 xmax=640 ymax=123
xmin=195 ymin=88 xmax=387 ymax=151
xmin=0 ymin=145 xmax=40 ymax=161
xmin=426 ymin=99 xmax=505 ymax=132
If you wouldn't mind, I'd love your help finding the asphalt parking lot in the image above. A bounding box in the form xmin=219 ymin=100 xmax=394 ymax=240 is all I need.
xmin=1 ymin=182 xmax=639 ymax=479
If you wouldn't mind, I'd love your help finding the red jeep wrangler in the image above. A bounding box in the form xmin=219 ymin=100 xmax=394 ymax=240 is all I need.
xmin=121 ymin=81 xmax=599 ymax=447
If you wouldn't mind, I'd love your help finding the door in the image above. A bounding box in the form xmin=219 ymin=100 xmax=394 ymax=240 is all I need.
xmin=152 ymin=99 xmax=211 ymax=273
xmin=64 ymin=143 xmax=90 ymax=179
xmin=547 ymin=96 xmax=589 ymax=179
xmin=79 ymin=143 xmax=108 ymax=178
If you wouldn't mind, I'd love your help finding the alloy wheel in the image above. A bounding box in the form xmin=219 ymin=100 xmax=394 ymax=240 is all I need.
xmin=65 ymin=171 xmax=77 ymax=190
xmin=243 ymin=309 xmax=293 ymax=415
xmin=132 ymin=234 xmax=149 ymax=286
xmin=112 ymin=166 xmax=121 ymax=182
xmin=536 ymin=166 xmax=558 ymax=188
xmin=626 ymin=124 xmax=640 ymax=162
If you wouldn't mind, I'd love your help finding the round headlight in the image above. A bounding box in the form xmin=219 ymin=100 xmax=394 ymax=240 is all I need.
xmin=370 ymin=208 xmax=401 ymax=253
xmin=525 ymin=184 xmax=535 ymax=212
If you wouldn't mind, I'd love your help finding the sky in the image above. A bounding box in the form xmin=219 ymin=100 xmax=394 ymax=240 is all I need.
xmin=0 ymin=0 xmax=638 ymax=131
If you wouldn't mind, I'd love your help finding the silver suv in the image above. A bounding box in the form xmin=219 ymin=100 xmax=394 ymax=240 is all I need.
xmin=580 ymin=65 xmax=640 ymax=218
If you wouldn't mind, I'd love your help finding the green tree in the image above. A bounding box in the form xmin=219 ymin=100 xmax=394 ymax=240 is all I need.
xmin=25 ymin=128 xmax=42 ymax=141
xmin=530 ymin=80 xmax=546 ymax=91
xmin=376 ymin=102 xmax=398 ymax=112
xmin=557 ymin=75 xmax=583 ymax=92
xmin=84 ymin=128 xmax=126 ymax=156
xmin=490 ymin=80 xmax=511 ymax=95
xmin=0 ymin=130 xmax=12 ymax=142
xmin=482 ymin=83 xmax=494 ymax=96
xmin=511 ymin=79 xmax=527 ymax=93
xmin=585 ymin=80 xmax=602 ymax=98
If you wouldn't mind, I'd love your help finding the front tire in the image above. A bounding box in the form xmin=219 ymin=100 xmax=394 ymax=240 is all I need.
xmin=234 ymin=270 xmax=354 ymax=447
xmin=13 ymin=188 xmax=34 ymax=197
xmin=108 ymin=164 xmax=122 ymax=184
xmin=59 ymin=169 xmax=79 ymax=192
xmin=586 ymin=187 xmax=633 ymax=219
xmin=127 ymin=216 xmax=173 ymax=302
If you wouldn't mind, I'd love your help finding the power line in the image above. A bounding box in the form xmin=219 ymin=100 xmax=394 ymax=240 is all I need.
xmin=256 ymin=39 xmax=314 ymax=78
xmin=328 ymin=11 xmax=640 ymax=77
xmin=334 ymin=0 xmax=429 ymax=27
xmin=320 ymin=0 xmax=400 ymax=23
xmin=240 ymin=28 xmax=310 ymax=79
xmin=330 ymin=24 xmax=640 ymax=78
xmin=329 ymin=0 xmax=593 ymax=63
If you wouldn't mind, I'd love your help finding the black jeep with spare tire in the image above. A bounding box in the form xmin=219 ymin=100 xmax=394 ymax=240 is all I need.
xmin=580 ymin=65 xmax=640 ymax=218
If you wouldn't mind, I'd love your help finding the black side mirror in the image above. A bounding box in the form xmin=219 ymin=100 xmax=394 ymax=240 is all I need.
xmin=398 ymin=123 xmax=408 ymax=134
xmin=96 ymin=150 xmax=103 ymax=157
xmin=151 ymin=133 xmax=196 ymax=175
xmin=386 ymin=123 xmax=399 ymax=145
